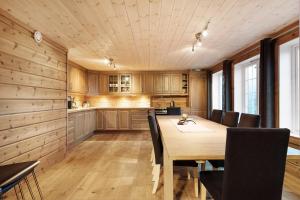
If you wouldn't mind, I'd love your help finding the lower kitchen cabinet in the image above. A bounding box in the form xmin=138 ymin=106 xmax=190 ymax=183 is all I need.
xmin=67 ymin=110 xmax=96 ymax=149
xmin=118 ymin=110 xmax=130 ymax=130
xmin=95 ymin=108 xmax=150 ymax=131
xmin=104 ymin=110 xmax=118 ymax=130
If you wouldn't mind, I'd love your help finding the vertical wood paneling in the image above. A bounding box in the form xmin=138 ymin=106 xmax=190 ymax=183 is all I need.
xmin=0 ymin=13 xmax=67 ymax=170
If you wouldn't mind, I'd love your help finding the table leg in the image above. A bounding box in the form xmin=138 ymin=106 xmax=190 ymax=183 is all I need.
xmin=164 ymin=145 xmax=173 ymax=200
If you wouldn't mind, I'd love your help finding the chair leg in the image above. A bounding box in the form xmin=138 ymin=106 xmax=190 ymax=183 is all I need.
xmin=18 ymin=182 xmax=25 ymax=200
xmin=24 ymin=177 xmax=35 ymax=200
xmin=200 ymin=183 xmax=207 ymax=200
xmin=152 ymin=164 xmax=160 ymax=194
xmin=14 ymin=186 xmax=20 ymax=200
xmin=32 ymin=171 xmax=43 ymax=200
xmin=193 ymin=167 xmax=199 ymax=197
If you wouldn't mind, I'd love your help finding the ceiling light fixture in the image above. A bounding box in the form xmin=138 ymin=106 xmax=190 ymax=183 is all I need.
xmin=192 ymin=21 xmax=210 ymax=52
xmin=105 ymin=58 xmax=117 ymax=70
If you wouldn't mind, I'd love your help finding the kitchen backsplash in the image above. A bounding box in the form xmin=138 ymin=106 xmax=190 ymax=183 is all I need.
xmin=86 ymin=95 xmax=151 ymax=108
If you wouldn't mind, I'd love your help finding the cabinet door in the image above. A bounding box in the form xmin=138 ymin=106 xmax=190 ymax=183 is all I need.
xmin=189 ymin=71 xmax=208 ymax=117
xmin=88 ymin=73 xmax=99 ymax=96
xmin=154 ymin=74 xmax=163 ymax=94
xmin=91 ymin=110 xmax=96 ymax=132
xmin=96 ymin=110 xmax=104 ymax=130
xmin=118 ymin=110 xmax=130 ymax=130
xmin=162 ymin=74 xmax=171 ymax=94
xmin=84 ymin=111 xmax=90 ymax=135
xmin=142 ymin=73 xmax=153 ymax=94
xmin=75 ymin=112 xmax=85 ymax=140
xmin=132 ymin=73 xmax=142 ymax=94
xmin=99 ymin=74 xmax=108 ymax=94
xmin=104 ymin=110 xmax=118 ymax=130
xmin=170 ymin=74 xmax=182 ymax=94
xmin=67 ymin=114 xmax=75 ymax=147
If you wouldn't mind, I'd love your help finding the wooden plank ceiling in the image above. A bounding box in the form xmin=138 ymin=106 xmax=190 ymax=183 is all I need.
xmin=0 ymin=0 xmax=298 ymax=71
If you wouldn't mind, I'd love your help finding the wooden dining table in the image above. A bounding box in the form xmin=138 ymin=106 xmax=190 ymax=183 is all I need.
xmin=156 ymin=115 xmax=300 ymax=200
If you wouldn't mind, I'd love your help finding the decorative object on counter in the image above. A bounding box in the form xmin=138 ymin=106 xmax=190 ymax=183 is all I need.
xmin=177 ymin=114 xmax=196 ymax=125
xmin=82 ymin=101 xmax=90 ymax=108
xmin=170 ymin=100 xmax=175 ymax=107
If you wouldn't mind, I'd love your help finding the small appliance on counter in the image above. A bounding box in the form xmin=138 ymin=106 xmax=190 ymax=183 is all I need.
xmin=82 ymin=101 xmax=90 ymax=108
xmin=154 ymin=108 xmax=168 ymax=115
xmin=67 ymin=96 xmax=73 ymax=109
xmin=167 ymin=107 xmax=181 ymax=115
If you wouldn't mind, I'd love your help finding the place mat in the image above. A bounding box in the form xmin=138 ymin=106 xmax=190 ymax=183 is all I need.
xmin=171 ymin=119 xmax=213 ymax=133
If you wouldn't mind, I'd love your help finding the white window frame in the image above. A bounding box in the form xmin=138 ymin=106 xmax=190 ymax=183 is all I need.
xmin=234 ymin=56 xmax=260 ymax=114
xmin=291 ymin=44 xmax=300 ymax=136
xmin=212 ymin=70 xmax=223 ymax=110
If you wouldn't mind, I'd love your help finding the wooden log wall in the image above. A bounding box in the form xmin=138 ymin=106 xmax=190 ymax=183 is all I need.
xmin=0 ymin=13 xmax=67 ymax=171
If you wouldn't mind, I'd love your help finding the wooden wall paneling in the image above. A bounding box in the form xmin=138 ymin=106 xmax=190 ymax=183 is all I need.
xmin=0 ymin=13 xmax=67 ymax=170
xmin=0 ymin=99 xmax=66 ymax=115
xmin=0 ymin=109 xmax=66 ymax=131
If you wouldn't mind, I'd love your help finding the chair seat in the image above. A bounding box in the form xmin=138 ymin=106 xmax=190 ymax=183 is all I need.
xmin=0 ymin=161 xmax=39 ymax=189
xmin=209 ymin=160 xmax=224 ymax=168
xmin=174 ymin=160 xmax=198 ymax=167
xmin=200 ymin=171 xmax=224 ymax=200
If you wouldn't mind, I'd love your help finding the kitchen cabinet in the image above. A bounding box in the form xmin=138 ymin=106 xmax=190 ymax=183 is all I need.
xmin=67 ymin=110 xmax=96 ymax=149
xmin=131 ymin=109 xmax=149 ymax=130
xmin=68 ymin=63 xmax=88 ymax=94
xmin=170 ymin=74 xmax=182 ymax=94
xmin=99 ymin=74 xmax=108 ymax=94
xmin=132 ymin=73 xmax=142 ymax=94
xmin=87 ymin=72 xmax=99 ymax=96
xmin=104 ymin=110 xmax=118 ymax=130
xmin=154 ymin=73 xmax=163 ymax=94
xmin=162 ymin=74 xmax=171 ymax=94
xmin=142 ymin=73 xmax=153 ymax=94
xmin=93 ymin=108 xmax=151 ymax=131
xmin=96 ymin=110 xmax=104 ymax=130
xmin=189 ymin=71 xmax=208 ymax=117
xmin=118 ymin=110 xmax=130 ymax=130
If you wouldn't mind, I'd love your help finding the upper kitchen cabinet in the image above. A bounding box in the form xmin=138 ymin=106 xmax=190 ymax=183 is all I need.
xmin=132 ymin=73 xmax=143 ymax=94
xmin=189 ymin=71 xmax=208 ymax=118
xmin=142 ymin=73 xmax=154 ymax=94
xmin=99 ymin=74 xmax=109 ymax=94
xmin=120 ymin=74 xmax=132 ymax=93
xmin=153 ymin=72 xmax=189 ymax=95
xmin=87 ymin=72 xmax=99 ymax=96
xmin=68 ymin=61 xmax=88 ymax=94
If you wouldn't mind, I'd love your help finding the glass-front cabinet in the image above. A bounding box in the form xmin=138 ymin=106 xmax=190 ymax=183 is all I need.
xmin=108 ymin=74 xmax=132 ymax=93
xmin=108 ymin=75 xmax=119 ymax=93
xmin=120 ymin=74 xmax=131 ymax=93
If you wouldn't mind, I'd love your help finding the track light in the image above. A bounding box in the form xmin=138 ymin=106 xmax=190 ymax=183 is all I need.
xmin=192 ymin=20 xmax=210 ymax=52
xmin=202 ymin=29 xmax=208 ymax=37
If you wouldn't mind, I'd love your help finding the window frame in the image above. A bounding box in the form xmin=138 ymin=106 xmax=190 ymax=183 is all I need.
xmin=212 ymin=70 xmax=223 ymax=110
xmin=234 ymin=56 xmax=260 ymax=114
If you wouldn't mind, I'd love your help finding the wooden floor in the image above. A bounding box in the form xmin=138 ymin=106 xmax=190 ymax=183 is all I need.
xmin=4 ymin=131 xmax=300 ymax=200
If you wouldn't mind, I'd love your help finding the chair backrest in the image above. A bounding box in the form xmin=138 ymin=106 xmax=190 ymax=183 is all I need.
xmin=238 ymin=113 xmax=261 ymax=128
xmin=222 ymin=111 xmax=239 ymax=127
xmin=222 ymin=128 xmax=290 ymax=200
xmin=211 ymin=109 xmax=223 ymax=123
xmin=148 ymin=114 xmax=163 ymax=164
xmin=167 ymin=107 xmax=181 ymax=115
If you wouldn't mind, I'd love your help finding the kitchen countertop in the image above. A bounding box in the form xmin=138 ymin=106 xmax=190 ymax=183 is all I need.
xmin=67 ymin=107 xmax=154 ymax=113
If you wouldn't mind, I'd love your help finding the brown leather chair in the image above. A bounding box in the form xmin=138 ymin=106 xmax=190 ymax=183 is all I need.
xmin=210 ymin=109 xmax=223 ymax=123
xmin=238 ymin=113 xmax=260 ymax=128
xmin=222 ymin=111 xmax=240 ymax=127
xmin=200 ymin=128 xmax=290 ymax=200
xmin=209 ymin=111 xmax=240 ymax=169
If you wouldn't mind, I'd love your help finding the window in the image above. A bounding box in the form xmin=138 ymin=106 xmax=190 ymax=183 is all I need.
xmin=234 ymin=55 xmax=259 ymax=114
xmin=212 ymin=71 xmax=223 ymax=110
xmin=279 ymin=38 xmax=300 ymax=137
